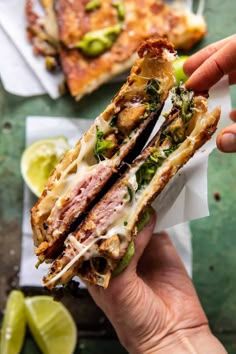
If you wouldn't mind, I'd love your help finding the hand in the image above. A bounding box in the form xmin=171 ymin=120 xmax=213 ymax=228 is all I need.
xmin=184 ymin=34 xmax=236 ymax=153
xmin=88 ymin=213 xmax=226 ymax=353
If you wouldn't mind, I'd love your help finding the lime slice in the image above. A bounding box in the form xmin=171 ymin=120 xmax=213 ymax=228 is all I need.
xmin=25 ymin=296 xmax=77 ymax=354
xmin=0 ymin=290 xmax=26 ymax=354
xmin=21 ymin=137 xmax=70 ymax=197
xmin=173 ymin=55 xmax=189 ymax=85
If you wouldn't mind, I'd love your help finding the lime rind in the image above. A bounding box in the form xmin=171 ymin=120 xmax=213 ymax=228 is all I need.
xmin=25 ymin=296 xmax=77 ymax=354
xmin=0 ymin=290 xmax=26 ymax=354
xmin=173 ymin=56 xmax=189 ymax=85
xmin=21 ymin=137 xmax=70 ymax=197
xmin=1 ymin=293 xmax=77 ymax=354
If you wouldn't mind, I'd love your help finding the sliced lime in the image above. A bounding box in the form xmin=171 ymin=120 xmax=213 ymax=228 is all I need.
xmin=21 ymin=137 xmax=70 ymax=197
xmin=25 ymin=295 xmax=77 ymax=354
xmin=0 ymin=290 xmax=26 ymax=354
xmin=173 ymin=55 xmax=189 ymax=85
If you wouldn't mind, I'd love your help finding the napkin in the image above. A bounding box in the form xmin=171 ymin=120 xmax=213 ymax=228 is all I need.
xmin=0 ymin=0 xmax=63 ymax=99
xmin=0 ymin=26 xmax=45 ymax=97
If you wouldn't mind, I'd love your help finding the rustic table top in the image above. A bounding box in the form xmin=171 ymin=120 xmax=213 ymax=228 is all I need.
xmin=0 ymin=0 xmax=236 ymax=353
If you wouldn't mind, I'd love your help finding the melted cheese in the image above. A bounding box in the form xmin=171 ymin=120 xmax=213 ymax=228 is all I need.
xmin=44 ymin=234 xmax=108 ymax=286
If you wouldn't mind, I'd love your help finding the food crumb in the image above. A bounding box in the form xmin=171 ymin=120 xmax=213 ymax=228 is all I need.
xmin=2 ymin=122 xmax=12 ymax=132
xmin=9 ymin=249 xmax=16 ymax=256
xmin=213 ymin=191 xmax=221 ymax=201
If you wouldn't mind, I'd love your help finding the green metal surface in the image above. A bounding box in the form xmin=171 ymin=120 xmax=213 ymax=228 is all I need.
xmin=0 ymin=0 xmax=236 ymax=352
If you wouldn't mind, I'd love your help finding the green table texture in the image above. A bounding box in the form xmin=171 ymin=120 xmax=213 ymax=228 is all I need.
xmin=0 ymin=0 xmax=236 ymax=353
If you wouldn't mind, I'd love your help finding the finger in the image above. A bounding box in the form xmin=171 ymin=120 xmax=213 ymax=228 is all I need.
xmin=87 ymin=211 xmax=157 ymax=299
xmin=230 ymin=109 xmax=236 ymax=121
xmin=216 ymin=124 xmax=236 ymax=152
xmin=138 ymin=232 xmax=189 ymax=280
xmin=184 ymin=34 xmax=236 ymax=76
xmin=229 ymin=71 xmax=236 ymax=85
xmin=185 ymin=39 xmax=236 ymax=91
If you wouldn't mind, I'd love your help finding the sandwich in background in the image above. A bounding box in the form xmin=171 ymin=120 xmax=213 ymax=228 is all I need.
xmin=25 ymin=0 xmax=207 ymax=100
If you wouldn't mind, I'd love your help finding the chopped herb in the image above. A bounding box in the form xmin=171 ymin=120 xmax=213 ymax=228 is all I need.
xmin=172 ymin=84 xmax=194 ymax=122
xmin=145 ymin=79 xmax=160 ymax=102
xmin=94 ymin=127 xmax=115 ymax=160
xmin=127 ymin=186 xmax=133 ymax=202
xmin=123 ymin=186 xmax=133 ymax=202
xmin=163 ymin=145 xmax=177 ymax=157
xmin=85 ymin=0 xmax=101 ymax=11
xmin=167 ymin=117 xmax=185 ymax=143
xmin=109 ymin=114 xmax=118 ymax=127
xmin=124 ymin=221 xmax=128 ymax=226
xmin=136 ymin=148 xmax=165 ymax=189
xmin=146 ymin=102 xmax=158 ymax=113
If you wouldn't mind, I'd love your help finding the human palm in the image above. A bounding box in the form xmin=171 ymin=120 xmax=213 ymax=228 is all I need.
xmin=88 ymin=214 xmax=210 ymax=353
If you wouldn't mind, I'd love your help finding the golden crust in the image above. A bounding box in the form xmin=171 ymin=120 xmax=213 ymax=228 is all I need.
xmin=137 ymin=39 xmax=176 ymax=58
xmin=57 ymin=0 xmax=118 ymax=47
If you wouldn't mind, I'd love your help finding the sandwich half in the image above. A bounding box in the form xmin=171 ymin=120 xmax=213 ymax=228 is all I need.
xmin=58 ymin=0 xmax=207 ymax=100
xmin=42 ymin=85 xmax=221 ymax=289
xmin=31 ymin=39 xmax=176 ymax=265
xmin=25 ymin=0 xmax=206 ymax=99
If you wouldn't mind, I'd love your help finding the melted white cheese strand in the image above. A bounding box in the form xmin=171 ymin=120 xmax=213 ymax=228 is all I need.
xmin=44 ymin=235 xmax=109 ymax=287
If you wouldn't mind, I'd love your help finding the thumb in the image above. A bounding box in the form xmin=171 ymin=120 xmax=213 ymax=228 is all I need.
xmin=87 ymin=210 xmax=156 ymax=310
xmin=216 ymin=123 xmax=236 ymax=152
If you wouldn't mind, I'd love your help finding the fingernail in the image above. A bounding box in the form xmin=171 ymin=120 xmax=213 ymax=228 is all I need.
xmin=220 ymin=133 xmax=236 ymax=152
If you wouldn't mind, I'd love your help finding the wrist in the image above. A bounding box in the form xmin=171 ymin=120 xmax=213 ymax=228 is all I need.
xmin=126 ymin=325 xmax=227 ymax=354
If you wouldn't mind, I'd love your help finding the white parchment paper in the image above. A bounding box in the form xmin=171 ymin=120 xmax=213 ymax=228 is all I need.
xmin=19 ymin=78 xmax=232 ymax=287
xmin=0 ymin=0 xmax=63 ymax=98
xmin=0 ymin=26 xmax=45 ymax=97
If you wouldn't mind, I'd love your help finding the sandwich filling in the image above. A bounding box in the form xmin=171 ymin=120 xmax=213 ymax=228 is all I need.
xmin=43 ymin=85 xmax=220 ymax=288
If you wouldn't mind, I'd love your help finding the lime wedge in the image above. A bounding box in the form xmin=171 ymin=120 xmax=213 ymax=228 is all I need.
xmin=21 ymin=137 xmax=70 ymax=197
xmin=173 ymin=55 xmax=189 ymax=85
xmin=0 ymin=290 xmax=26 ymax=354
xmin=25 ymin=296 xmax=77 ymax=354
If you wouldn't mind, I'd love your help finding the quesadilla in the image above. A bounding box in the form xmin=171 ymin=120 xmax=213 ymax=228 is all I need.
xmin=42 ymin=85 xmax=220 ymax=289
xmin=31 ymin=39 xmax=176 ymax=264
